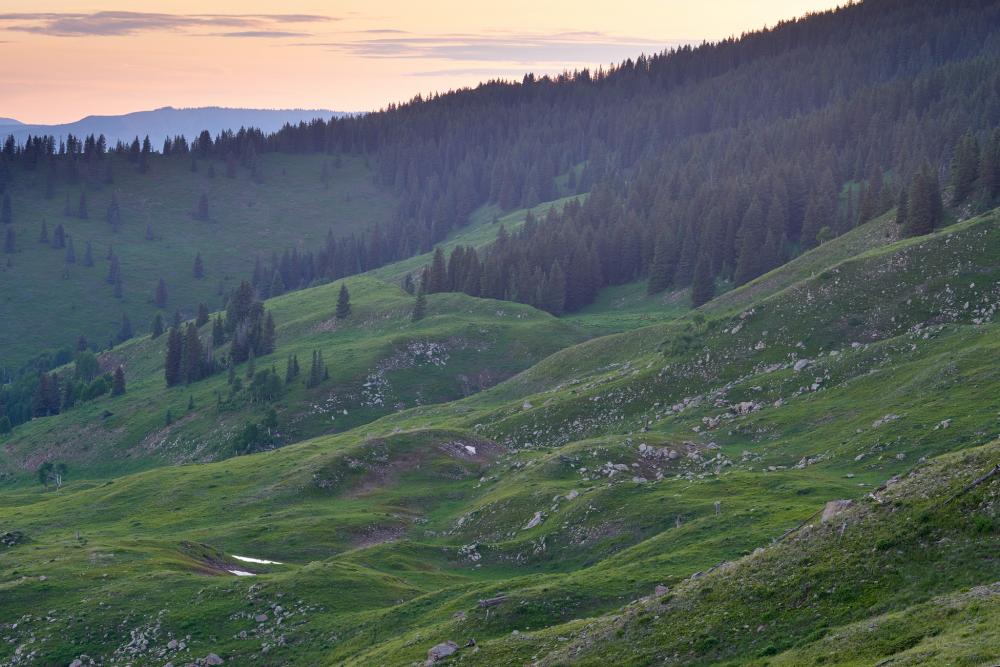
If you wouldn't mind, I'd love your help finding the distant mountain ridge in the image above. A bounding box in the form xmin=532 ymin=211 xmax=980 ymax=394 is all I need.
xmin=0 ymin=106 xmax=348 ymax=147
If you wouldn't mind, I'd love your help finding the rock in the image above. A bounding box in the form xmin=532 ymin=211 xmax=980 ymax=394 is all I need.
xmin=565 ymin=489 xmax=579 ymax=501
xmin=793 ymin=359 xmax=811 ymax=372
xmin=69 ymin=661 xmax=83 ymax=667
xmin=522 ymin=401 xmax=533 ymax=410
xmin=167 ymin=639 xmax=179 ymax=650
xmin=934 ymin=419 xmax=952 ymax=430
xmin=730 ymin=401 xmax=760 ymax=415
xmin=522 ymin=511 xmax=543 ymax=530
xmin=654 ymin=584 xmax=669 ymax=596
xmin=38 ymin=575 xmax=47 ymax=581
xmin=255 ymin=613 xmax=269 ymax=623
xmin=872 ymin=414 xmax=900 ymax=429
xmin=426 ymin=640 xmax=459 ymax=664
xmin=821 ymin=499 xmax=853 ymax=523
xmin=204 ymin=653 xmax=224 ymax=665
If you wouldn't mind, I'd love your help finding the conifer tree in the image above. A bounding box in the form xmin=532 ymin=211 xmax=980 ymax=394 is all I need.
xmin=193 ymin=252 xmax=204 ymax=278
xmin=270 ymin=270 xmax=285 ymax=296
xmin=246 ymin=349 xmax=256 ymax=380
xmin=905 ymin=164 xmax=943 ymax=237
xmin=115 ymin=313 xmax=132 ymax=343
xmin=77 ymin=191 xmax=88 ymax=219
xmin=183 ymin=323 xmax=202 ymax=384
xmin=335 ymin=283 xmax=351 ymax=319
xmin=3 ymin=227 xmax=13 ymax=254
xmin=151 ymin=313 xmax=164 ymax=339
xmin=83 ymin=241 xmax=94 ymax=267
xmin=195 ymin=193 xmax=209 ymax=221
xmin=427 ymin=247 xmax=448 ymax=293
xmin=412 ymin=284 xmax=427 ymax=322
xmin=261 ymin=312 xmax=276 ymax=354
xmin=164 ymin=327 xmax=183 ymax=387
xmin=196 ymin=303 xmax=209 ymax=327
xmin=65 ymin=236 xmax=75 ymax=263
xmin=106 ymin=192 xmax=121 ymax=231
xmin=949 ymin=132 xmax=979 ymax=205
xmin=894 ymin=188 xmax=908 ymax=228
xmin=111 ymin=366 xmax=126 ymax=396
xmin=690 ymin=252 xmax=715 ymax=307
xmin=212 ymin=314 xmax=225 ymax=347
xmin=646 ymin=237 xmax=672 ymax=294
xmin=982 ymin=129 xmax=1000 ymax=201
xmin=113 ymin=274 xmax=123 ymax=299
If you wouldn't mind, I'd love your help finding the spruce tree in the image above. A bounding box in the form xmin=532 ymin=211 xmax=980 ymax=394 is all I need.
xmin=77 ymin=191 xmax=88 ymax=219
xmin=183 ymin=323 xmax=202 ymax=384
xmin=195 ymin=193 xmax=209 ymax=221
xmin=65 ymin=236 xmax=76 ymax=263
xmin=894 ymin=188 xmax=908 ymax=229
xmin=117 ymin=313 xmax=133 ymax=343
xmin=111 ymin=366 xmax=126 ymax=396
xmin=193 ymin=253 xmax=204 ymax=278
xmin=949 ymin=132 xmax=979 ymax=205
xmin=83 ymin=241 xmax=94 ymax=267
xmin=427 ymin=247 xmax=448 ymax=293
xmin=196 ymin=303 xmax=209 ymax=327
xmin=646 ymin=237 xmax=672 ymax=294
xmin=212 ymin=314 xmax=225 ymax=347
xmin=106 ymin=192 xmax=121 ymax=231
xmin=335 ymin=283 xmax=351 ymax=319
xmin=412 ymin=285 xmax=427 ymax=322
xmin=151 ymin=313 xmax=164 ymax=339
xmin=270 ymin=270 xmax=285 ymax=297
xmin=165 ymin=327 xmax=183 ymax=387
xmin=690 ymin=252 xmax=715 ymax=307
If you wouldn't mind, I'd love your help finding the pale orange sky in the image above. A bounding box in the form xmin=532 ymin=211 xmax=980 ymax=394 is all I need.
xmin=0 ymin=1 xmax=842 ymax=124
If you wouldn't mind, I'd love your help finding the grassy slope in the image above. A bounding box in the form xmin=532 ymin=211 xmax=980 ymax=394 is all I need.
xmin=0 ymin=210 xmax=997 ymax=666
xmin=0 ymin=276 xmax=585 ymax=479
xmin=0 ymin=153 xmax=395 ymax=368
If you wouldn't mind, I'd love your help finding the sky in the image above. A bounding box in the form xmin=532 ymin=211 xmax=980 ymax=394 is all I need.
xmin=0 ymin=1 xmax=842 ymax=125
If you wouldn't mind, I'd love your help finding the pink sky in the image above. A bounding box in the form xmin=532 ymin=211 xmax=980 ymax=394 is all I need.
xmin=0 ymin=1 xmax=842 ymax=124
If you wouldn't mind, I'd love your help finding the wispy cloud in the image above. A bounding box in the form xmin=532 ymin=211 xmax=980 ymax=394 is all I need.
xmin=0 ymin=11 xmax=333 ymax=37
xmin=294 ymin=31 xmax=679 ymax=65
xmin=215 ymin=30 xmax=312 ymax=39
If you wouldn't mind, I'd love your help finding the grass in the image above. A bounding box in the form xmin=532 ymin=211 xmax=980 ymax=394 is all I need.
xmin=0 ymin=207 xmax=997 ymax=665
xmin=0 ymin=153 xmax=395 ymax=369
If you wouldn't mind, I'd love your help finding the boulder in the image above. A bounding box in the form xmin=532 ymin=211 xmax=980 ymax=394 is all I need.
xmin=255 ymin=613 xmax=269 ymax=623
xmin=426 ymin=641 xmax=459 ymax=664
xmin=204 ymin=653 xmax=224 ymax=665
xmin=821 ymin=499 xmax=853 ymax=523
xmin=522 ymin=511 xmax=543 ymax=530
xmin=793 ymin=359 xmax=810 ymax=372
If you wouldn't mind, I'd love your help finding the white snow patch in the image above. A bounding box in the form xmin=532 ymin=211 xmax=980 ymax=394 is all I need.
xmin=228 ymin=569 xmax=256 ymax=577
xmin=464 ymin=445 xmax=477 ymax=455
xmin=232 ymin=555 xmax=284 ymax=565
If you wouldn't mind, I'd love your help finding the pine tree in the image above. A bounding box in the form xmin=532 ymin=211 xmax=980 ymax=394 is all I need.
xmin=64 ymin=236 xmax=76 ymax=263
xmin=165 ymin=327 xmax=183 ymax=387
xmin=734 ymin=197 xmax=766 ymax=285
xmin=117 ymin=313 xmax=133 ymax=343
xmin=195 ymin=193 xmax=209 ymax=221
xmin=260 ymin=311 xmax=276 ymax=354
xmin=690 ymin=252 xmax=715 ymax=307
xmin=106 ymin=192 xmax=121 ymax=231
xmin=151 ymin=313 xmax=164 ymax=339
xmin=246 ymin=349 xmax=256 ymax=380
xmin=411 ymin=284 xmax=427 ymax=322
xmin=949 ymin=132 xmax=979 ymax=205
xmin=193 ymin=253 xmax=204 ymax=279
xmin=212 ymin=314 xmax=225 ymax=347
xmin=52 ymin=224 xmax=66 ymax=249
xmin=77 ymin=191 xmax=88 ymax=219
xmin=646 ymin=237 xmax=672 ymax=294
xmin=270 ymin=270 xmax=285 ymax=297
xmin=83 ymin=241 xmax=94 ymax=267
xmin=196 ymin=303 xmax=209 ymax=327
xmin=335 ymin=283 xmax=351 ymax=319
xmin=427 ymin=247 xmax=448 ymax=293
xmin=894 ymin=188 xmax=908 ymax=229
xmin=111 ymin=366 xmax=126 ymax=396
xmin=982 ymin=129 xmax=1000 ymax=201
xmin=905 ymin=164 xmax=943 ymax=237
xmin=183 ymin=323 xmax=202 ymax=384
